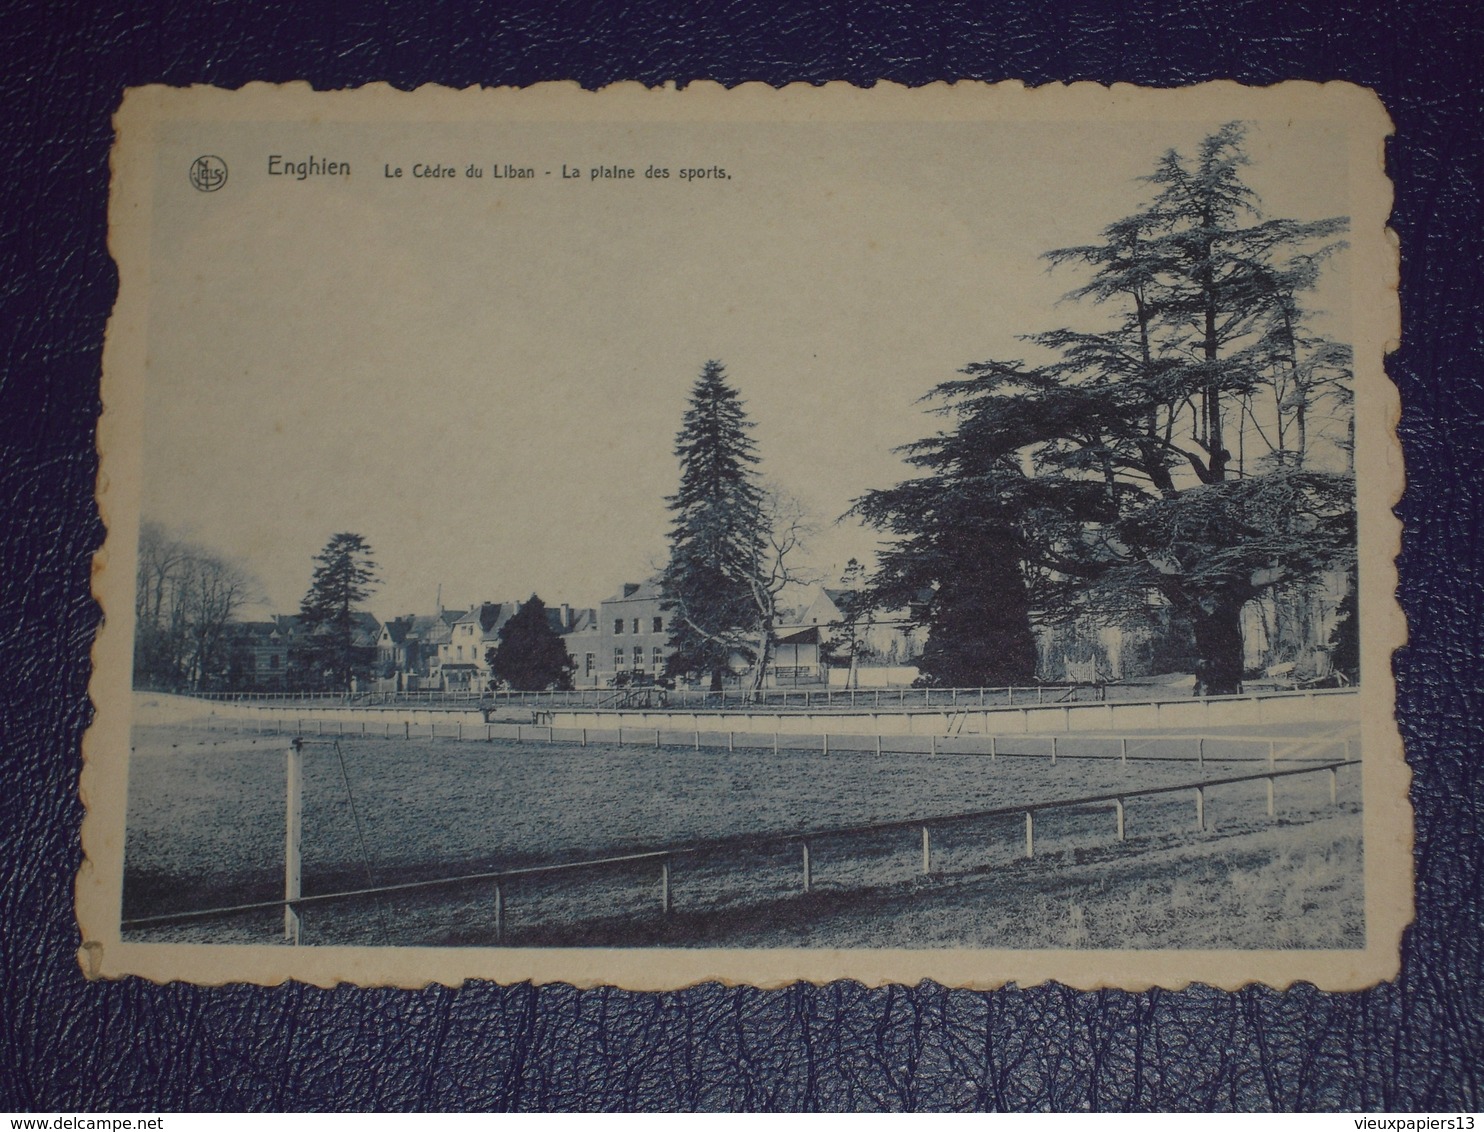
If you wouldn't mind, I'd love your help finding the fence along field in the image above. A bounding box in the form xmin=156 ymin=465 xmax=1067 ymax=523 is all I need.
xmin=121 ymin=710 xmax=1364 ymax=950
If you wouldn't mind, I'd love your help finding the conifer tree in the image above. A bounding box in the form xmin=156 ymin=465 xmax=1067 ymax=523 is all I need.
xmin=488 ymin=595 xmax=575 ymax=691
xmin=661 ymin=360 xmax=765 ymax=690
xmin=296 ymin=532 xmax=379 ymax=692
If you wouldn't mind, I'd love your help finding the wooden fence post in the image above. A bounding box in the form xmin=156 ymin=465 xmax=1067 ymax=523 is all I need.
xmin=1329 ymin=766 xmax=1338 ymax=805
xmin=660 ymin=857 xmax=672 ymax=915
xmin=1197 ymin=737 xmax=1204 ymax=768
xmin=581 ymin=727 xmax=587 ymax=748
xmin=822 ymin=733 xmax=829 ymax=756
xmin=1120 ymin=738 xmax=1127 ymax=766
xmin=1194 ymin=786 xmax=1205 ymax=831
xmin=1115 ymin=797 xmax=1125 ymax=841
xmin=1050 ymin=736 xmax=1058 ymax=765
xmin=875 ymin=733 xmax=882 ymax=757
xmin=921 ymin=825 xmax=931 ymax=874
xmin=990 ymin=735 xmax=996 ymax=762
xmin=728 ymin=731 xmax=734 ymax=752
xmin=493 ymin=879 xmax=504 ymax=943
xmin=801 ymin=840 xmax=812 ymax=892
xmin=284 ymin=738 xmax=303 ymax=945
xmin=404 ymin=720 xmax=409 ymax=740
xmin=1266 ymin=776 xmax=1275 ymax=817
xmin=1024 ymin=811 xmax=1035 ymax=858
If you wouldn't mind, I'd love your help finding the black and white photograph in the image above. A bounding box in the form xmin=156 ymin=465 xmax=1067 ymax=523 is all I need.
xmin=82 ymin=82 xmax=1405 ymax=989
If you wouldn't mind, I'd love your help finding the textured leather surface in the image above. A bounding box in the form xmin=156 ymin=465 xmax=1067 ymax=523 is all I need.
xmin=2 ymin=0 xmax=1481 ymax=1112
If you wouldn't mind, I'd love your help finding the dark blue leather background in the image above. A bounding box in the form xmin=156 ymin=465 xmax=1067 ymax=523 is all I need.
xmin=2 ymin=0 xmax=1481 ymax=1112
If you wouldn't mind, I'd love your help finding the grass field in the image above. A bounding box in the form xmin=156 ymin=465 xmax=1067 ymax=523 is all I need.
xmin=122 ymin=722 xmax=1362 ymax=949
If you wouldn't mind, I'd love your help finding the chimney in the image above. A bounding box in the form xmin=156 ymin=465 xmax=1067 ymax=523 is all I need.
xmin=560 ymin=602 xmax=573 ymax=630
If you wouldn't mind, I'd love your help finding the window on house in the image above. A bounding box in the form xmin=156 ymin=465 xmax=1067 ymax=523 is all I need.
xmin=585 ymin=653 xmax=595 ymax=675
xmin=613 ymin=647 xmax=624 ymax=670
xmin=632 ymin=618 xmax=640 ymax=634
xmin=457 ymin=646 xmax=464 ymax=660
xmin=633 ymin=646 xmax=643 ymax=668
xmin=652 ymin=647 xmax=663 ymax=670
xmin=652 ymin=616 xmax=664 ymax=633
xmin=614 ymin=619 xmax=624 ymax=634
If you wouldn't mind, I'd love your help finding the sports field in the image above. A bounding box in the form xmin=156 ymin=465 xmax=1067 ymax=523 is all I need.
xmin=121 ymin=721 xmax=1363 ymax=949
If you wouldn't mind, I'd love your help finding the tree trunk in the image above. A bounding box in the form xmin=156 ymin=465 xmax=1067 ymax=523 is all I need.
xmin=749 ymin=633 xmax=774 ymax=703
xmin=1191 ymin=595 xmax=1247 ymax=696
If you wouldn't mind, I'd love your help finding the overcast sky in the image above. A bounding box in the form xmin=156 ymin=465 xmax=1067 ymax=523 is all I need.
xmin=137 ymin=110 xmax=1351 ymax=618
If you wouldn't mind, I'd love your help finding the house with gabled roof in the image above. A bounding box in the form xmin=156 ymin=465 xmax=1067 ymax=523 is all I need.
xmin=377 ymin=608 xmax=462 ymax=689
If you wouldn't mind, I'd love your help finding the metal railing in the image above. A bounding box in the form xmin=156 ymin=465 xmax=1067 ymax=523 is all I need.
xmin=180 ymin=682 xmax=1356 ymax=714
xmin=199 ymin=713 xmax=1356 ymax=764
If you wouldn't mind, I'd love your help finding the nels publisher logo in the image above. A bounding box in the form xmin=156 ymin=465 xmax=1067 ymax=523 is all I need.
xmin=189 ymin=154 xmax=228 ymax=192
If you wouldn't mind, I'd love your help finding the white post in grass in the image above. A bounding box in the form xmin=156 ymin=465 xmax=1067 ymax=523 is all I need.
xmin=801 ymin=840 xmax=812 ymax=892
xmin=1115 ymin=797 xmax=1125 ymax=841
xmin=284 ymin=738 xmax=303 ymax=945
xmin=493 ymin=879 xmax=504 ymax=943
xmin=660 ymin=857 xmax=672 ymax=915
xmin=1194 ymin=786 xmax=1205 ymax=832
xmin=921 ymin=826 xmax=931 ymax=874
xmin=1024 ymin=811 xmax=1035 ymax=858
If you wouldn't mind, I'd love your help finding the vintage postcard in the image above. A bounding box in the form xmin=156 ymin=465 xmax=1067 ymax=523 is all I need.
xmin=82 ymin=81 xmax=1406 ymax=990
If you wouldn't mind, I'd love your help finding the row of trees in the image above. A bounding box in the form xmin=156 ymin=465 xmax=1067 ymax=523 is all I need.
xmin=135 ymin=526 xmax=579 ymax=693
xmin=133 ymin=526 xmax=383 ymax=693
xmin=660 ymin=125 xmax=1358 ymax=695
xmin=133 ymin=522 xmax=260 ymax=691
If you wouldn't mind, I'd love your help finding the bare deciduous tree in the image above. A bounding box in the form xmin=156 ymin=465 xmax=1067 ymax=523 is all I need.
xmin=133 ymin=521 xmax=261 ymax=691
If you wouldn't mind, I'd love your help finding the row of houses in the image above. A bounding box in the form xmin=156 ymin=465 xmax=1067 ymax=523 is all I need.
xmin=226 ymin=580 xmax=924 ymax=692
xmin=221 ymin=570 xmax=1347 ymax=692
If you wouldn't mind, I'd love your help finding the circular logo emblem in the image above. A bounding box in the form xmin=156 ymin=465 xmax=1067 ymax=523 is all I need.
xmin=189 ymin=155 xmax=228 ymax=193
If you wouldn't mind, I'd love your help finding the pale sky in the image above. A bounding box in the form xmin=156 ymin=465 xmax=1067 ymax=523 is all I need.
xmin=139 ymin=112 xmax=1351 ymax=619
